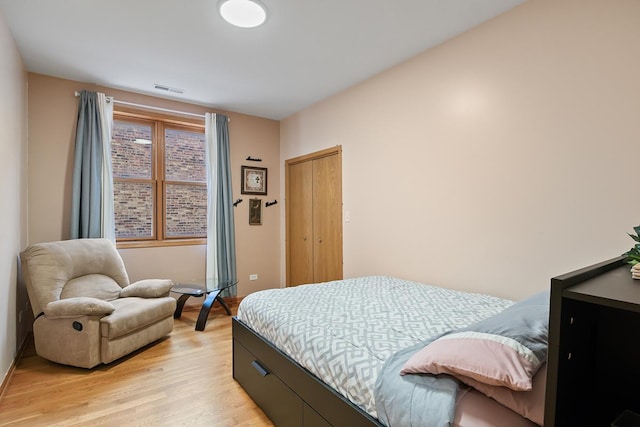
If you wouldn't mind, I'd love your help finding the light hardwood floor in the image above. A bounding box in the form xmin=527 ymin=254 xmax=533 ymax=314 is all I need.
xmin=0 ymin=303 xmax=274 ymax=427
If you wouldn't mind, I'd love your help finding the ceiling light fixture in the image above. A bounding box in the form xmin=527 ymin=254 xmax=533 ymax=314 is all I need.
xmin=219 ymin=0 xmax=267 ymax=28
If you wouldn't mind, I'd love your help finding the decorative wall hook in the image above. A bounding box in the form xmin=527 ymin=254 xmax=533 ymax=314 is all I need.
xmin=265 ymin=200 xmax=278 ymax=207
xmin=233 ymin=199 xmax=243 ymax=207
xmin=246 ymin=156 xmax=262 ymax=162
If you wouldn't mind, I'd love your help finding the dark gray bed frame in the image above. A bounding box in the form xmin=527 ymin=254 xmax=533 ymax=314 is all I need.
xmin=232 ymin=317 xmax=384 ymax=427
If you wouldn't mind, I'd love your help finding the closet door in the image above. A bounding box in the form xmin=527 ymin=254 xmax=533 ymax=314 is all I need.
xmin=286 ymin=147 xmax=343 ymax=287
xmin=287 ymin=161 xmax=314 ymax=286
xmin=312 ymin=153 xmax=342 ymax=283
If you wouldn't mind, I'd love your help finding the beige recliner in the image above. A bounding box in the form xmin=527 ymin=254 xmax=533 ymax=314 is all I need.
xmin=20 ymin=238 xmax=177 ymax=369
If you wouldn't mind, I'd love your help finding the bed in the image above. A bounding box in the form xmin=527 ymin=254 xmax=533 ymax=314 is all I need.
xmin=232 ymin=276 xmax=548 ymax=427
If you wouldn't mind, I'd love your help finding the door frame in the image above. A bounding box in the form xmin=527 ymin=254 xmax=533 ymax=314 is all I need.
xmin=285 ymin=146 xmax=342 ymax=286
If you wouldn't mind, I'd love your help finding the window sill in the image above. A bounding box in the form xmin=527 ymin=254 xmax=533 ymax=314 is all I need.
xmin=116 ymin=238 xmax=206 ymax=249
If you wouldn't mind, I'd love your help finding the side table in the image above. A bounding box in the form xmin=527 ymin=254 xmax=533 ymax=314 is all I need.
xmin=171 ymin=280 xmax=237 ymax=331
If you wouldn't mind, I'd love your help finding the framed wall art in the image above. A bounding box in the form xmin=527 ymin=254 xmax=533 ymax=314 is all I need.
xmin=241 ymin=166 xmax=267 ymax=195
xmin=249 ymin=198 xmax=262 ymax=226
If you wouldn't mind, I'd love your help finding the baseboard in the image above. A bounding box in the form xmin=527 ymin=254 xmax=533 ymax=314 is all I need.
xmin=0 ymin=333 xmax=31 ymax=400
xmin=0 ymin=362 xmax=14 ymax=400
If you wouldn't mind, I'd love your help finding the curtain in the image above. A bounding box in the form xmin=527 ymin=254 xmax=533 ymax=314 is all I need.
xmin=98 ymin=93 xmax=116 ymax=243
xmin=70 ymin=90 xmax=115 ymax=240
xmin=205 ymin=113 xmax=237 ymax=296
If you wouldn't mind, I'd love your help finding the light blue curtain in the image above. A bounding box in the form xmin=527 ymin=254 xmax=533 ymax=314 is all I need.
xmin=205 ymin=113 xmax=237 ymax=296
xmin=70 ymin=90 xmax=115 ymax=240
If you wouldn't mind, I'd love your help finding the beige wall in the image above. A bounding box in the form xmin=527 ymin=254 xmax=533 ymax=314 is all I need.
xmin=27 ymin=73 xmax=281 ymax=297
xmin=281 ymin=0 xmax=640 ymax=300
xmin=0 ymin=9 xmax=28 ymax=386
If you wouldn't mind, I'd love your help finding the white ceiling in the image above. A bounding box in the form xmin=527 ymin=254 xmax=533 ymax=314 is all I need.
xmin=0 ymin=0 xmax=525 ymax=120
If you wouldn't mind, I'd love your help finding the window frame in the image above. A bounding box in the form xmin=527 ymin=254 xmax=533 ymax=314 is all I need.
xmin=113 ymin=109 xmax=207 ymax=249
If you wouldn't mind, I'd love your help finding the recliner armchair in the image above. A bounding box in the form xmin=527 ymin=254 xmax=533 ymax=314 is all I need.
xmin=20 ymin=238 xmax=177 ymax=368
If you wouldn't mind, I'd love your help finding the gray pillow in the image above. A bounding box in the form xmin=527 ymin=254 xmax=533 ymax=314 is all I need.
xmin=459 ymin=290 xmax=550 ymax=365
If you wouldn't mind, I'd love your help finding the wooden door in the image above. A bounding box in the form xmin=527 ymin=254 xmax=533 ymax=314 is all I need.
xmin=287 ymin=161 xmax=314 ymax=286
xmin=286 ymin=147 xmax=343 ymax=286
xmin=312 ymin=153 xmax=342 ymax=283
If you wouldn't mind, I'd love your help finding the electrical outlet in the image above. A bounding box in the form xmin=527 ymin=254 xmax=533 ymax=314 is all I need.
xmin=249 ymin=274 xmax=258 ymax=281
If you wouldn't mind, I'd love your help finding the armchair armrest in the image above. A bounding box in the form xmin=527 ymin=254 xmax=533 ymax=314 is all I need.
xmin=120 ymin=279 xmax=174 ymax=298
xmin=44 ymin=297 xmax=116 ymax=319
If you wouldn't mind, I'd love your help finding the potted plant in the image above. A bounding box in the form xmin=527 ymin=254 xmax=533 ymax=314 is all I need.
xmin=625 ymin=225 xmax=640 ymax=279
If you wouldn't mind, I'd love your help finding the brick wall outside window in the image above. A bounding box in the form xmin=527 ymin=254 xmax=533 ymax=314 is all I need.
xmin=164 ymin=128 xmax=206 ymax=237
xmin=165 ymin=184 xmax=207 ymax=237
xmin=113 ymin=182 xmax=153 ymax=238
xmin=111 ymin=117 xmax=206 ymax=241
xmin=112 ymin=121 xmax=152 ymax=179
xmin=165 ymin=128 xmax=206 ymax=182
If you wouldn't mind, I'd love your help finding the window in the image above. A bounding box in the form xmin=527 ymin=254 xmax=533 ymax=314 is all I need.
xmin=111 ymin=111 xmax=206 ymax=246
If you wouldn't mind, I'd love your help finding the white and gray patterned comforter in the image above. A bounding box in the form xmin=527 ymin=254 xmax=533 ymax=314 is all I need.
xmin=236 ymin=276 xmax=513 ymax=418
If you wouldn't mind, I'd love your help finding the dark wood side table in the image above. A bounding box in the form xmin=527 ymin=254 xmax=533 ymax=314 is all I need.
xmin=172 ymin=280 xmax=238 ymax=331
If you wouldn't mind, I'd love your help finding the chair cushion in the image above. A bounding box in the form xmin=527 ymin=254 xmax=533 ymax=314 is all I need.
xmin=120 ymin=279 xmax=173 ymax=298
xmin=61 ymin=274 xmax=123 ymax=301
xmin=100 ymin=297 xmax=176 ymax=340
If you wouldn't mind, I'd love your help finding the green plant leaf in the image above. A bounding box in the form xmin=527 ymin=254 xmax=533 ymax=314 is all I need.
xmin=625 ymin=226 xmax=640 ymax=264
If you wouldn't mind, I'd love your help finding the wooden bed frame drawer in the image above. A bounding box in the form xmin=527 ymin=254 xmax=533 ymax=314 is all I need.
xmin=232 ymin=317 xmax=381 ymax=427
xmin=234 ymin=339 xmax=303 ymax=426
xmin=303 ymin=404 xmax=332 ymax=427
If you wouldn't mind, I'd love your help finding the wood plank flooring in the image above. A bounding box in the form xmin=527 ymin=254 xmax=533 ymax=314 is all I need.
xmin=0 ymin=303 xmax=274 ymax=427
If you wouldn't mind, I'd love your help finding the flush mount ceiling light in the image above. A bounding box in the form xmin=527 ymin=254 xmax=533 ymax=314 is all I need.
xmin=219 ymin=0 xmax=267 ymax=28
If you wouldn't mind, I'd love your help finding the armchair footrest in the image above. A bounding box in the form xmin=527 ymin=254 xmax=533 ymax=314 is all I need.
xmin=101 ymin=297 xmax=176 ymax=340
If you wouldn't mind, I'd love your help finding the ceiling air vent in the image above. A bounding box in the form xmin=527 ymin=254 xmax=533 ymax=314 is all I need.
xmin=153 ymin=83 xmax=184 ymax=94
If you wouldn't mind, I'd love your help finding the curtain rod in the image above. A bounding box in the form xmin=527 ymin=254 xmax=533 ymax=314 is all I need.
xmin=73 ymin=91 xmax=213 ymax=120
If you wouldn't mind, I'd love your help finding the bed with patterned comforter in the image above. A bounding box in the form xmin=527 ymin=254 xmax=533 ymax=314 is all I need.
xmin=236 ymin=276 xmax=515 ymax=421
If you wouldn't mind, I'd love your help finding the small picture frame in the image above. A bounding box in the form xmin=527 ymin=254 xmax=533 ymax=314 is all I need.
xmin=241 ymin=166 xmax=267 ymax=195
xmin=249 ymin=198 xmax=262 ymax=226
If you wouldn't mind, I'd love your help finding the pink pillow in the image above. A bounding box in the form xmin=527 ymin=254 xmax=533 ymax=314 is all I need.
xmin=460 ymin=364 xmax=546 ymax=426
xmin=400 ymin=331 xmax=540 ymax=391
